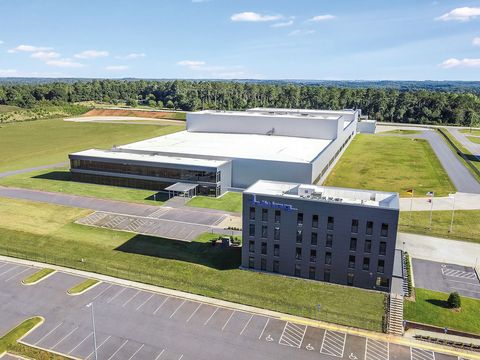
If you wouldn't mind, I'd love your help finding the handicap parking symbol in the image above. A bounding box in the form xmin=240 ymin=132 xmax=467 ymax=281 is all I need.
xmin=306 ymin=344 xmax=314 ymax=351
xmin=266 ymin=334 xmax=274 ymax=342
xmin=349 ymin=353 xmax=358 ymax=360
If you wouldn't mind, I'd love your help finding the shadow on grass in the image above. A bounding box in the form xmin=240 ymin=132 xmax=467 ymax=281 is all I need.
xmin=33 ymin=171 xmax=71 ymax=181
xmin=426 ymin=298 xmax=450 ymax=309
xmin=115 ymin=234 xmax=241 ymax=270
xmin=144 ymin=192 xmax=169 ymax=202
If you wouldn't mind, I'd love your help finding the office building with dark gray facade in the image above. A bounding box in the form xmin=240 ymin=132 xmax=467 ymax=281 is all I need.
xmin=241 ymin=180 xmax=399 ymax=292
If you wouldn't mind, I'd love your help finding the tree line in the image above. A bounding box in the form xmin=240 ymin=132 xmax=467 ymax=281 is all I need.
xmin=0 ymin=79 xmax=479 ymax=126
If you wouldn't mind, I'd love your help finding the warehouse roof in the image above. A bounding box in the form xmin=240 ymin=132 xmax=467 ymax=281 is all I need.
xmin=118 ymin=130 xmax=332 ymax=163
xmin=193 ymin=109 xmax=341 ymax=120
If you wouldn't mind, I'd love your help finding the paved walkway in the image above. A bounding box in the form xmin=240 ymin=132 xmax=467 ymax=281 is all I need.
xmin=449 ymin=127 xmax=480 ymax=158
xmin=399 ymin=192 xmax=480 ymax=211
xmin=0 ymin=162 xmax=68 ymax=179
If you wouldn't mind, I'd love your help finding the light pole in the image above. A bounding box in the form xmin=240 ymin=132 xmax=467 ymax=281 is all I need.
xmin=449 ymin=193 xmax=456 ymax=233
xmin=86 ymin=303 xmax=98 ymax=360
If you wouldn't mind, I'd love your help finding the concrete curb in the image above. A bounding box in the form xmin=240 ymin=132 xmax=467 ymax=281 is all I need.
xmin=66 ymin=279 xmax=101 ymax=296
xmin=21 ymin=269 xmax=56 ymax=286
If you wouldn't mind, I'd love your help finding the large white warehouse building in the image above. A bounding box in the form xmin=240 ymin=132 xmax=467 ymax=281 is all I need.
xmin=69 ymin=108 xmax=359 ymax=196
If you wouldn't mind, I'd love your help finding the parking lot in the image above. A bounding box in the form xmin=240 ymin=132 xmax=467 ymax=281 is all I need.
xmin=412 ymin=258 xmax=480 ymax=299
xmin=0 ymin=259 xmax=471 ymax=360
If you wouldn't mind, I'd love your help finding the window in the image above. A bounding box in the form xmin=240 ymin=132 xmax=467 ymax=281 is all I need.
xmin=297 ymin=213 xmax=304 ymax=226
xmin=349 ymin=238 xmax=357 ymax=251
xmin=351 ymin=219 xmax=359 ymax=233
xmin=248 ymin=240 xmax=255 ymax=253
xmin=295 ymin=247 xmax=302 ymax=260
xmin=312 ymin=214 xmax=318 ymax=228
xmin=381 ymin=223 xmax=389 ymax=237
xmin=326 ymin=234 xmax=333 ymax=248
xmin=261 ymin=242 xmax=267 ymax=255
xmin=311 ymin=231 xmax=318 ymax=246
xmin=273 ymin=260 xmax=279 ymax=273
xmin=364 ymin=239 xmax=372 ymax=253
xmin=248 ymin=256 xmax=255 ymax=269
xmin=296 ymin=229 xmax=303 ymax=244
xmin=363 ymin=257 xmax=370 ymax=271
xmin=274 ymin=227 xmax=280 ymax=241
xmin=324 ymin=269 xmax=331 ymax=282
xmin=262 ymin=208 xmax=268 ymax=222
xmin=261 ymin=225 xmax=268 ymax=238
xmin=274 ymin=210 xmax=281 ymax=223
xmin=309 ymin=266 xmax=316 ymax=280
xmin=274 ymin=244 xmax=280 ymax=257
xmin=327 ymin=216 xmax=334 ymax=230
xmin=347 ymin=273 xmax=354 ymax=286
xmin=366 ymin=221 xmax=373 ymax=235
xmin=249 ymin=207 xmax=255 ymax=220
xmin=325 ymin=252 xmax=332 ymax=265
xmin=377 ymin=259 xmax=385 ymax=273
xmin=260 ymin=258 xmax=267 ymax=271
xmin=376 ymin=277 xmax=390 ymax=288
xmin=379 ymin=241 xmax=387 ymax=256
xmin=348 ymin=255 xmax=356 ymax=269
xmin=249 ymin=224 xmax=255 ymax=237
xmin=294 ymin=264 xmax=301 ymax=277
xmin=310 ymin=249 xmax=317 ymax=263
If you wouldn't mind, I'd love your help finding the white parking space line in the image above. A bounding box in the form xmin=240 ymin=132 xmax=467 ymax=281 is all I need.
xmin=52 ymin=326 xmax=78 ymax=349
xmin=186 ymin=303 xmax=202 ymax=322
xmin=122 ymin=290 xmax=140 ymax=307
xmin=155 ymin=349 xmax=166 ymax=359
xmin=365 ymin=339 xmax=389 ymax=360
xmin=221 ymin=311 xmax=236 ymax=331
xmin=442 ymin=268 xmax=477 ymax=280
xmin=240 ymin=314 xmax=254 ymax=335
xmin=0 ymin=263 xmax=8 ymax=270
xmin=178 ymin=354 xmax=184 ymax=360
xmin=34 ymin=322 xmax=63 ymax=345
xmin=68 ymin=332 xmax=92 ymax=354
xmin=447 ymin=279 xmax=480 ymax=287
xmin=91 ymin=283 xmax=113 ymax=301
xmin=87 ymin=335 xmax=111 ymax=360
xmin=258 ymin=318 xmax=270 ymax=339
xmin=411 ymin=347 xmax=435 ymax=360
xmin=107 ymin=287 xmax=126 ymax=303
xmin=136 ymin=293 xmax=154 ymax=311
xmin=278 ymin=322 xmax=307 ymax=348
xmin=0 ymin=265 xmax=19 ymax=277
xmin=203 ymin=307 xmax=219 ymax=326
xmin=128 ymin=344 xmax=144 ymax=360
xmin=320 ymin=330 xmax=347 ymax=358
xmin=4 ymin=268 xmax=30 ymax=282
xmin=169 ymin=299 xmax=186 ymax=319
xmin=107 ymin=339 xmax=128 ymax=360
xmin=153 ymin=297 xmax=169 ymax=315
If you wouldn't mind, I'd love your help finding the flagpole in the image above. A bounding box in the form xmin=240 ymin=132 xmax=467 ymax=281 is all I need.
xmin=409 ymin=189 xmax=414 ymax=225
xmin=428 ymin=192 xmax=434 ymax=229
xmin=449 ymin=194 xmax=456 ymax=233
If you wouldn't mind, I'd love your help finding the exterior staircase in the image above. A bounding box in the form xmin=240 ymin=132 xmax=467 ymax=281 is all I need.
xmin=387 ymin=293 xmax=404 ymax=336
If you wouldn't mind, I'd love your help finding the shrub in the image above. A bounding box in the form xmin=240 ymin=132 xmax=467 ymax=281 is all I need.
xmin=447 ymin=292 xmax=461 ymax=309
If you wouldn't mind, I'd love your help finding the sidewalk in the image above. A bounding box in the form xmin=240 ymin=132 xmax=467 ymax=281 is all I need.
xmin=1 ymin=254 xmax=479 ymax=360
xmin=399 ymin=192 xmax=480 ymax=211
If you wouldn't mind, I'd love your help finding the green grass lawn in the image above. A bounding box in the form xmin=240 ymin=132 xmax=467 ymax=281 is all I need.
xmin=467 ymin=136 xmax=480 ymax=144
xmin=0 ymin=197 xmax=385 ymax=331
xmin=399 ymin=210 xmax=480 ymax=244
xmin=324 ymin=134 xmax=455 ymax=197
xmin=381 ymin=129 xmax=422 ymax=135
xmin=0 ymin=168 xmax=163 ymax=205
xmin=0 ymin=118 xmax=184 ymax=173
xmin=68 ymin=279 xmax=99 ymax=294
xmin=460 ymin=129 xmax=480 ymax=136
xmin=187 ymin=192 xmax=243 ymax=213
xmin=404 ymin=288 xmax=480 ymax=335
xmin=0 ymin=105 xmax=21 ymax=114
xmin=22 ymin=268 xmax=55 ymax=285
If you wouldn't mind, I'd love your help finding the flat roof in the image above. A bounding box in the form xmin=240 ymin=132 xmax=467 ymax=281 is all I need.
xmin=70 ymin=148 xmax=229 ymax=168
xmin=247 ymin=108 xmax=358 ymax=116
xmin=245 ymin=180 xmax=399 ymax=209
xmin=192 ymin=110 xmax=341 ymax=121
xmin=118 ymin=130 xmax=332 ymax=163
xmin=165 ymin=182 xmax=198 ymax=192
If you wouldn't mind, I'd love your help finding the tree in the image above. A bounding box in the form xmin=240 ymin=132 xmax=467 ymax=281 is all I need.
xmin=166 ymin=100 xmax=175 ymax=109
xmin=126 ymin=98 xmax=138 ymax=107
xmin=157 ymin=100 xmax=164 ymax=109
xmin=447 ymin=292 xmax=461 ymax=309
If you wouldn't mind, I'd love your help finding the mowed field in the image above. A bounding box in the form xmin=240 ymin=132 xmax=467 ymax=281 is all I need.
xmin=0 ymin=118 xmax=185 ymax=173
xmin=0 ymin=197 xmax=386 ymax=332
xmin=84 ymin=108 xmax=186 ymax=120
xmin=0 ymin=104 xmax=22 ymax=114
xmin=324 ymin=134 xmax=455 ymax=197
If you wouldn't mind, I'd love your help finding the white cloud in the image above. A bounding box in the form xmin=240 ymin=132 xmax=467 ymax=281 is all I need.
xmin=177 ymin=60 xmax=206 ymax=69
xmin=0 ymin=40 xmax=4 ymax=45
xmin=105 ymin=65 xmax=129 ymax=71
xmin=8 ymin=44 xmax=53 ymax=53
xmin=231 ymin=12 xmax=282 ymax=22
xmin=74 ymin=50 xmax=109 ymax=59
xmin=46 ymin=58 xmax=85 ymax=68
xmin=288 ymin=29 xmax=316 ymax=36
xmin=473 ymin=37 xmax=480 ymax=46
xmin=0 ymin=69 xmax=17 ymax=76
xmin=271 ymin=20 xmax=294 ymax=28
xmin=30 ymin=51 xmax=61 ymax=60
xmin=309 ymin=14 xmax=336 ymax=22
xmin=436 ymin=7 xmax=480 ymax=22
xmin=440 ymin=58 xmax=480 ymax=68
xmin=117 ymin=52 xmax=146 ymax=60
xmin=177 ymin=60 xmax=252 ymax=78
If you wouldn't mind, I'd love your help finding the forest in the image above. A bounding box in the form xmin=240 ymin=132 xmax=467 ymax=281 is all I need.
xmin=0 ymin=79 xmax=479 ymax=126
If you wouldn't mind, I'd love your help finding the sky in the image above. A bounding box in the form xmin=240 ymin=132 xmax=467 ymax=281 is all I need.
xmin=0 ymin=0 xmax=480 ymax=80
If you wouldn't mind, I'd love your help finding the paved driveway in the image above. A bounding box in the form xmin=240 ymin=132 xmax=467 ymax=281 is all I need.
xmin=0 ymin=260 xmax=465 ymax=360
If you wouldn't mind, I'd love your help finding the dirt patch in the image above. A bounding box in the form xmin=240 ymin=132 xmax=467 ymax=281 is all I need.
xmin=84 ymin=108 xmax=185 ymax=120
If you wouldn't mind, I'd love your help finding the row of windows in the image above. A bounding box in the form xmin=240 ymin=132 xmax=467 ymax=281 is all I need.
xmin=249 ymin=207 xmax=389 ymax=237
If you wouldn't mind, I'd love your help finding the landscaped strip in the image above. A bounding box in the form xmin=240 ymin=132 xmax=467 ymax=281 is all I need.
xmin=404 ymin=288 xmax=480 ymax=335
xmin=68 ymin=278 xmax=100 ymax=295
xmin=22 ymin=268 xmax=55 ymax=285
xmin=187 ymin=192 xmax=243 ymax=213
xmin=467 ymin=136 xmax=480 ymax=144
